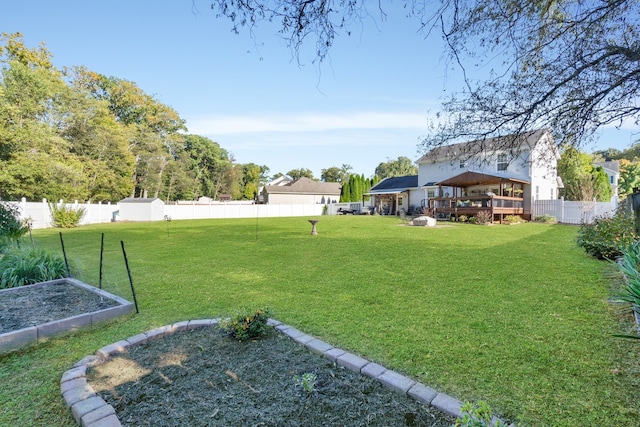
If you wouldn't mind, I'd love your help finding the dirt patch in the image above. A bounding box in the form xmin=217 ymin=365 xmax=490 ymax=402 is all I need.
xmin=87 ymin=327 xmax=456 ymax=426
xmin=0 ymin=282 xmax=119 ymax=334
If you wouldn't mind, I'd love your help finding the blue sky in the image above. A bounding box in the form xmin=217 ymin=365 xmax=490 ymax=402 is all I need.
xmin=3 ymin=1 xmax=637 ymax=178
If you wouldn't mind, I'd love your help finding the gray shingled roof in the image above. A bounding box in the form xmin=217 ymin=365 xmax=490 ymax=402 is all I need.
xmin=368 ymin=175 xmax=418 ymax=193
xmin=263 ymin=177 xmax=341 ymax=195
xmin=417 ymin=129 xmax=552 ymax=163
xmin=594 ymin=160 xmax=620 ymax=174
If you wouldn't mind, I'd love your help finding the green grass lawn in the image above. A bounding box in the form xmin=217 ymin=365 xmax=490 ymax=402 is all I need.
xmin=2 ymin=216 xmax=640 ymax=426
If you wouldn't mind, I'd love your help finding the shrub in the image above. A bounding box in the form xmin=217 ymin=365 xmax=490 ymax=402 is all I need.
xmin=219 ymin=307 xmax=272 ymax=341
xmin=0 ymin=199 xmax=28 ymax=247
xmin=475 ymin=210 xmax=493 ymax=225
xmin=576 ymin=207 xmax=638 ymax=260
xmin=458 ymin=215 xmax=468 ymax=223
xmin=0 ymin=247 xmax=67 ymax=289
xmin=49 ymin=202 xmax=86 ymax=228
xmin=535 ymin=214 xmax=557 ymax=223
xmin=503 ymin=215 xmax=523 ymax=224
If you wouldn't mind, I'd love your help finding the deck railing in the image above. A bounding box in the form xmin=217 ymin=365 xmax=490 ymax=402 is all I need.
xmin=429 ymin=195 xmax=524 ymax=219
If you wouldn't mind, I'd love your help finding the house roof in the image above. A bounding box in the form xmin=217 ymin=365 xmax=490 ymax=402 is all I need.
xmin=368 ymin=175 xmax=418 ymax=194
xmin=594 ymin=160 xmax=620 ymax=174
xmin=417 ymin=129 xmax=553 ymax=163
xmin=263 ymin=177 xmax=341 ymax=195
xmin=435 ymin=171 xmax=530 ymax=187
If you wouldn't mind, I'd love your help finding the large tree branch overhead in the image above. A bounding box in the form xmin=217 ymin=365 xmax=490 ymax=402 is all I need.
xmin=208 ymin=1 xmax=640 ymax=153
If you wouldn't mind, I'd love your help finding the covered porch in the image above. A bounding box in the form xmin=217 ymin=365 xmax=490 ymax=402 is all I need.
xmin=427 ymin=171 xmax=528 ymax=223
xmin=367 ymin=175 xmax=419 ymax=216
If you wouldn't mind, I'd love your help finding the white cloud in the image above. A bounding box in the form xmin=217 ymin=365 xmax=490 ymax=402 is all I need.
xmin=186 ymin=111 xmax=431 ymax=135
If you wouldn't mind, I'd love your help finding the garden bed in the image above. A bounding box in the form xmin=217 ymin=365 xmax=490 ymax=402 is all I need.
xmin=0 ymin=278 xmax=133 ymax=353
xmin=63 ymin=320 xmax=460 ymax=426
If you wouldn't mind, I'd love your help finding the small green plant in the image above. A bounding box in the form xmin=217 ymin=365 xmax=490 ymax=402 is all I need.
xmin=0 ymin=247 xmax=67 ymax=289
xmin=294 ymin=372 xmax=317 ymax=393
xmin=534 ymin=214 xmax=557 ymax=223
xmin=455 ymin=401 xmax=505 ymax=427
xmin=458 ymin=215 xmax=468 ymax=223
xmin=219 ymin=307 xmax=272 ymax=341
xmin=49 ymin=202 xmax=87 ymax=228
xmin=576 ymin=207 xmax=638 ymax=259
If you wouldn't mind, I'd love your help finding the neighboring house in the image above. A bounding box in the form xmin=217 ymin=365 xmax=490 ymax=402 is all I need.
xmin=257 ymin=175 xmax=293 ymax=203
xmin=593 ymin=160 xmax=620 ymax=199
xmin=369 ymin=130 xmax=559 ymax=221
xmin=367 ymin=175 xmax=419 ymax=215
xmin=261 ymin=177 xmax=341 ymax=204
xmin=118 ymin=198 xmax=165 ymax=221
xmin=417 ymin=129 xmax=559 ymax=221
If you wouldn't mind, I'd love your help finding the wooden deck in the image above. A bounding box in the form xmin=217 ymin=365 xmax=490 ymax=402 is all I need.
xmin=429 ymin=195 xmax=524 ymax=222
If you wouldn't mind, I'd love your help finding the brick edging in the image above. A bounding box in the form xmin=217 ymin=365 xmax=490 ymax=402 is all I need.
xmin=61 ymin=318 xmax=464 ymax=426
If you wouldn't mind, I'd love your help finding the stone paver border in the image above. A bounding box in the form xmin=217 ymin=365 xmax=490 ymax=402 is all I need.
xmin=61 ymin=318 xmax=465 ymax=427
xmin=0 ymin=278 xmax=133 ymax=354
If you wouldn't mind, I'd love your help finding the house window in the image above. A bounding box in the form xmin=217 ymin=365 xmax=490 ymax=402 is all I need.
xmin=459 ymin=159 xmax=466 ymax=169
xmin=551 ymin=188 xmax=554 ymax=199
xmin=497 ymin=154 xmax=508 ymax=171
xmin=427 ymin=189 xmax=435 ymax=198
xmin=610 ymin=175 xmax=614 ymax=184
xmin=535 ymin=185 xmax=540 ymax=200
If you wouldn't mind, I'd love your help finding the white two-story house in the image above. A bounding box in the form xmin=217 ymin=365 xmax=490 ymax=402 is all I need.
xmin=368 ymin=129 xmax=561 ymax=221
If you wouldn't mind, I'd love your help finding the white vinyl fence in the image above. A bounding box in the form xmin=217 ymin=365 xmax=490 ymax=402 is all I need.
xmin=532 ymin=197 xmax=618 ymax=224
xmin=8 ymin=198 xmax=327 ymax=229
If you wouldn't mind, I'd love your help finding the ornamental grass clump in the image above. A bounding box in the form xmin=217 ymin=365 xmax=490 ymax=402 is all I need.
xmin=614 ymin=241 xmax=640 ymax=308
xmin=474 ymin=210 xmax=493 ymax=225
xmin=0 ymin=247 xmax=67 ymax=289
xmin=49 ymin=202 xmax=86 ymax=228
xmin=219 ymin=307 xmax=272 ymax=341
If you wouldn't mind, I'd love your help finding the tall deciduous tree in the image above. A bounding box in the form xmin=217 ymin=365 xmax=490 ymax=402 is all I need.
xmin=619 ymin=159 xmax=640 ymax=197
xmin=0 ymin=33 xmax=89 ymax=200
xmin=287 ymin=168 xmax=314 ymax=180
xmin=374 ymin=156 xmax=417 ymax=179
xmin=321 ymin=164 xmax=352 ymax=183
xmin=558 ymin=147 xmax=612 ymax=202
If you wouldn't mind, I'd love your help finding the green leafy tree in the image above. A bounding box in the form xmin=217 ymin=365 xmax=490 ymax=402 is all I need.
xmin=240 ymin=163 xmax=263 ymax=200
xmin=182 ymin=134 xmax=235 ymax=200
xmin=321 ymin=164 xmax=352 ymax=183
xmin=74 ymin=67 xmax=186 ymax=199
xmin=619 ymin=159 xmax=640 ymax=198
xmin=374 ymin=156 xmax=417 ymax=179
xmin=287 ymin=168 xmax=314 ymax=180
xmin=0 ymin=33 xmax=89 ymax=200
xmin=558 ymin=147 xmax=612 ymax=202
